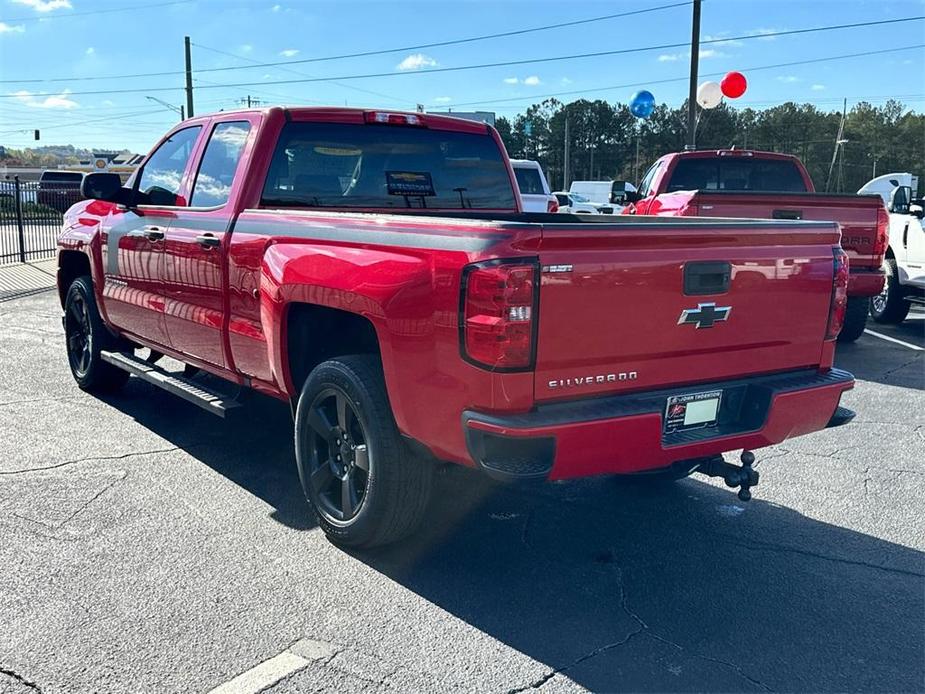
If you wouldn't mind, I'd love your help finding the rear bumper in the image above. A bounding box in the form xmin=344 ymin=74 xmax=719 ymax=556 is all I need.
xmin=463 ymin=368 xmax=854 ymax=481
xmin=848 ymin=267 xmax=885 ymax=297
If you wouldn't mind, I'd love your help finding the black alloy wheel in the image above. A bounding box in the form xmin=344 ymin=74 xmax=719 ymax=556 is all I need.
xmin=305 ymin=387 xmax=371 ymax=522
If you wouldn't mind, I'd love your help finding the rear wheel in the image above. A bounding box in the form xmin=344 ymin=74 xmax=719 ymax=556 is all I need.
xmin=870 ymin=258 xmax=910 ymax=324
xmin=837 ymin=296 xmax=868 ymax=343
xmin=294 ymin=355 xmax=432 ymax=548
xmin=64 ymin=276 xmax=129 ymax=393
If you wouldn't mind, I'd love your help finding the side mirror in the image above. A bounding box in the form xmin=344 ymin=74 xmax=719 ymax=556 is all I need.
xmin=81 ymin=172 xmax=133 ymax=205
xmin=888 ymin=185 xmax=912 ymax=214
xmin=909 ymin=204 xmax=924 ymax=219
xmin=622 ymin=190 xmax=642 ymax=204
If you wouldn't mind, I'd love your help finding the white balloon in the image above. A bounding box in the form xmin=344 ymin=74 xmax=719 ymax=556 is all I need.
xmin=697 ymin=81 xmax=723 ymax=109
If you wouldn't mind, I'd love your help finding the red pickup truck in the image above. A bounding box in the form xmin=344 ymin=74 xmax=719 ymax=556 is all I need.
xmin=57 ymin=108 xmax=855 ymax=547
xmin=624 ymin=149 xmax=889 ymax=342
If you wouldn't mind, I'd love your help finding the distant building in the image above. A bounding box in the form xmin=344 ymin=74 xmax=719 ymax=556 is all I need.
xmin=73 ymin=151 xmax=145 ymax=175
xmin=429 ymin=111 xmax=496 ymax=126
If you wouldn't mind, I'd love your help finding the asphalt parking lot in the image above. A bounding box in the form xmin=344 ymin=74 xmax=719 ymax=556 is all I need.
xmin=1 ymin=291 xmax=922 ymax=694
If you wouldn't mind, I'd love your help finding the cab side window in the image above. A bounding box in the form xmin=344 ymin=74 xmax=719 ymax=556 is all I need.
xmin=637 ymin=161 xmax=662 ymax=198
xmin=190 ymin=121 xmax=252 ymax=208
xmin=137 ymin=126 xmax=202 ymax=206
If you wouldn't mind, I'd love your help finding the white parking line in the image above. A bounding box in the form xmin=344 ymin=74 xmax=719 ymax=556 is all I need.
xmin=207 ymin=639 xmax=338 ymax=694
xmin=863 ymin=329 xmax=924 ymax=351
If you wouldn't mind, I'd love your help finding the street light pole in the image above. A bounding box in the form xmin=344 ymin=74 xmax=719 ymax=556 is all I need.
xmin=686 ymin=0 xmax=702 ymax=150
xmin=146 ymin=96 xmax=185 ymax=121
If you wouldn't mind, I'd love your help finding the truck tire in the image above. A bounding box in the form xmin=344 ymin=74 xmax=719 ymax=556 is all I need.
xmin=837 ymin=296 xmax=868 ymax=343
xmin=870 ymin=258 xmax=910 ymax=324
xmin=294 ymin=355 xmax=433 ymax=548
xmin=64 ymin=276 xmax=130 ymax=393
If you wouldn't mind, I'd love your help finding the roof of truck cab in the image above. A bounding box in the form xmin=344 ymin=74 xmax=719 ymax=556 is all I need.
xmin=669 ymin=149 xmax=801 ymax=161
xmin=196 ymin=106 xmax=492 ymax=134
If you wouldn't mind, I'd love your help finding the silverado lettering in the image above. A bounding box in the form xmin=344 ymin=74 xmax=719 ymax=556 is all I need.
xmin=57 ymin=107 xmax=856 ymax=548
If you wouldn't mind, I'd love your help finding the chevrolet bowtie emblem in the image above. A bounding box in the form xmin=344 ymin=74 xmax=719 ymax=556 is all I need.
xmin=678 ymin=302 xmax=731 ymax=329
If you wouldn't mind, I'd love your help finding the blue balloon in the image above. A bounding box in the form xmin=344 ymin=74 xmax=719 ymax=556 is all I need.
xmin=630 ymin=90 xmax=655 ymax=119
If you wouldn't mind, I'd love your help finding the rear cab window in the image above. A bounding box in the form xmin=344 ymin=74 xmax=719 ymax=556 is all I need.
xmin=261 ymin=121 xmax=517 ymax=210
xmin=667 ymin=157 xmax=808 ymax=193
xmin=513 ymin=167 xmax=545 ymax=195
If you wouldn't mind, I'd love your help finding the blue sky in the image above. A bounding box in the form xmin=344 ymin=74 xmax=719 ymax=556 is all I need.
xmin=1 ymin=0 xmax=923 ymax=152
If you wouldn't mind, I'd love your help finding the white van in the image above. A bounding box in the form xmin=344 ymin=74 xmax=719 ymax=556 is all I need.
xmin=510 ymin=159 xmax=557 ymax=213
xmin=568 ymin=180 xmax=637 ymax=212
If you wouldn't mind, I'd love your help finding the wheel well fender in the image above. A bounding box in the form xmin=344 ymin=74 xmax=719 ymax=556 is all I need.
xmin=57 ymin=250 xmax=91 ymax=307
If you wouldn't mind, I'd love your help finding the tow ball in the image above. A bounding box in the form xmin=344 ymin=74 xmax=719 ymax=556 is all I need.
xmin=694 ymin=451 xmax=759 ymax=501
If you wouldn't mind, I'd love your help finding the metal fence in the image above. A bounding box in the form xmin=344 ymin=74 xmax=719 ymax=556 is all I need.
xmin=0 ymin=177 xmax=82 ymax=266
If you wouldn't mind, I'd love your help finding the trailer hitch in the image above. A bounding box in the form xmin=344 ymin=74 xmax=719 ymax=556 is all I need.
xmin=694 ymin=451 xmax=759 ymax=501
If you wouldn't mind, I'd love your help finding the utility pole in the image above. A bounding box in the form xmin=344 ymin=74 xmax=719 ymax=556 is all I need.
xmin=563 ymin=111 xmax=570 ymax=189
xmin=239 ymin=96 xmax=263 ymax=108
xmin=825 ymin=98 xmax=848 ymax=192
xmin=184 ymin=35 xmax=194 ymax=118
xmin=686 ymin=0 xmax=702 ymax=150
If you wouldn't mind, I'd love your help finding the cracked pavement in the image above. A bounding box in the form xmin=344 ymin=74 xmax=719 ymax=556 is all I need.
xmin=0 ymin=294 xmax=922 ymax=693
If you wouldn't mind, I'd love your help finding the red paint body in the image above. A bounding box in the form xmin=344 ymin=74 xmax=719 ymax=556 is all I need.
xmin=58 ymin=109 xmax=854 ymax=479
xmin=626 ymin=149 xmax=888 ymax=297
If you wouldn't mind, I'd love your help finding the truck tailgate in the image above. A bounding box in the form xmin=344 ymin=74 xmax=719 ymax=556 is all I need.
xmin=534 ymin=219 xmax=840 ymax=403
xmin=688 ymin=192 xmax=884 ymax=269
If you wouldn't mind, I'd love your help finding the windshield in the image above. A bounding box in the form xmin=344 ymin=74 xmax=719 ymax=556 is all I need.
xmin=570 ymin=193 xmax=590 ymax=202
xmin=261 ymin=122 xmax=517 ymax=210
xmin=513 ymin=167 xmax=545 ymax=195
xmin=667 ymin=157 xmax=807 ymax=193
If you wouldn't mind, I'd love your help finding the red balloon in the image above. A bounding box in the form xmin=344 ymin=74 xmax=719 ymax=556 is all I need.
xmin=721 ymin=71 xmax=747 ymax=99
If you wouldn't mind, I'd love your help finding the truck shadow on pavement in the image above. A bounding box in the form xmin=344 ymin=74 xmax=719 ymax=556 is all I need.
xmin=100 ymin=382 xmax=924 ymax=692
xmin=359 ymin=467 xmax=925 ymax=692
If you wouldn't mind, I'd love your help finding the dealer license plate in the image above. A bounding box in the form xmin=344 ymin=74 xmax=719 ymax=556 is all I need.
xmin=664 ymin=390 xmax=723 ymax=433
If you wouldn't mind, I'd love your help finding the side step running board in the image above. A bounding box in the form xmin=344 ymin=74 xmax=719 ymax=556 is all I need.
xmin=101 ymin=350 xmax=242 ymax=418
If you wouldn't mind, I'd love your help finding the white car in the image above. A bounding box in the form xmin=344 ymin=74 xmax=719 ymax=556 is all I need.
xmin=870 ymin=183 xmax=925 ymax=324
xmin=510 ymin=159 xmax=557 ymax=213
xmin=553 ymin=191 xmax=599 ymax=214
xmin=568 ymin=180 xmax=636 ymax=213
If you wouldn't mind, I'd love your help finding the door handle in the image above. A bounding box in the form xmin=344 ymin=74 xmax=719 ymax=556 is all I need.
xmin=143 ymin=226 xmax=165 ymax=241
xmin=195 ymin=233 xmax=220 ymax=249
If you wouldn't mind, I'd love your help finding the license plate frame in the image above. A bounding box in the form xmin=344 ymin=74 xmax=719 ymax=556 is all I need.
xmin=664 ymin=389 xmax=723 ymax=434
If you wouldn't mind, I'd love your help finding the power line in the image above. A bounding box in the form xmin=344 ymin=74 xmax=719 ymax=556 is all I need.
xmin=0 ymin=108 xmax=169 ymax=135
xmin=193 ymin=43 xmax=411 ymax=106
xmin=449 ymin=44 xmax=925 ymax=108
xmin=0 ymin=0 xmax=194 ymax=23
xmin=8 ymin=10 xmax=918 ymax=89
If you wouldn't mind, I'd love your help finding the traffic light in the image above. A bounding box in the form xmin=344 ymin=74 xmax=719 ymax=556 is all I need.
xmin=34 ymin=130 xmax=40 ymax=141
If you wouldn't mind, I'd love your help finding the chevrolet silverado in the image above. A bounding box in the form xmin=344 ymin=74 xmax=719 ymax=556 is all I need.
xmin=57 ymin=108 xmax=855 ymax=547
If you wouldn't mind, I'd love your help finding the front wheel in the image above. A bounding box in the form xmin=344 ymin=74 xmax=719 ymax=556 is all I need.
xmin=64 ymin=276 xmax=130 ymax=393
xmin=870 ymin=258 xmax=910 ymax=324
xmin=294 ymin=355 xmax=432 ymax=548
xmin=837 ymin=296 xmax=869 ymax=343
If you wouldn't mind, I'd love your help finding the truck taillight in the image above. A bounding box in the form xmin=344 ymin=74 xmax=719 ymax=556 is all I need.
xmin=547 ymin=198 xmax=559 ymax=213
xmin=825 ymin=248 xmax=850 ymax=340
xmin=873 ymin=203 xmax=890 ymax=262
xmin=461 ymin=261 xmax=538 ymax=371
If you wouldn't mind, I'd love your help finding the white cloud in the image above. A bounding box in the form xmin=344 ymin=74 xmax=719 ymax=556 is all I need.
xmin=776 ymin=75 xmax=800 ymax=83
xmin=703 ymin=33 xmax=743 ymax=48
xmin=102 ymin=99 xmax=115 ymax=106
xmin=11 ymin=0 xmax=72 ymax=12
xmin=503 ymin=77 xmax=519 ymax=84
xmin=658 ymin=48 xmax=723 ymax=63
xmin=658 ymin=53 xmax=679 ymax=62
xmin=523 ymin=76 xmax=541 ymax=86
xmin=279 ymin=48 xmax=299 ymax=58
xmin=0 ymin=22 xmax=26 ymax=33
xmin=811 ymin=84 xmax=826 ymax=91
xmin=85 ymin=46 xmax=94 ymax=55
xmin=396 ymin=53 xmax=437 ymax=71
xmin=699 ymin=48 xmax=726 ymax=59
xmin=433 ymin=96 xmax=452 ymax=104
xmin=13 ymin=89 xmax=78 ymax=109
xmin=753 ymin=28 xmax=779 ymax=40
xmin=560 ymin=77 xmax=573 ymax=85
xmin=271 ymin=4 xmax=281 ymax=10
xmin=240 ymin=44 xmax=253 ymax=53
